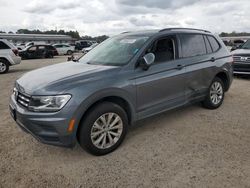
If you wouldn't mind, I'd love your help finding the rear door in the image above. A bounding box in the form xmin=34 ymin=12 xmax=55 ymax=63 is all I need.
xmin=37 ymin=45 xmax=46 ymax=58
xmin=178 ymin=33 xmax=218 ymax=100
xmin=26 ymin=46 xmax=38 ymax=59
xmin=55 ymin=44 xmax=63 ymax=55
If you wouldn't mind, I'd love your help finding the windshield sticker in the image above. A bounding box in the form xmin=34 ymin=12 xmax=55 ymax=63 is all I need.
xmin=120 ymin=39 xmax=137 ymax=44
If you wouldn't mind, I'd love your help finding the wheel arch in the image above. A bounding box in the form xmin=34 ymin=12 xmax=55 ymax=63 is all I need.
xmin=75 ymin=92 xmax=135 ymax=139
xmin=215 ymin=71 xmax=230 ymax=91
xmin=0 ymin=57 xmax=11 ymax=65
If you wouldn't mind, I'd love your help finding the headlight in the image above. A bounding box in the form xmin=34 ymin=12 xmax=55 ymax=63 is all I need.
xmin=29 ymin=95 xmax=71 ymax=112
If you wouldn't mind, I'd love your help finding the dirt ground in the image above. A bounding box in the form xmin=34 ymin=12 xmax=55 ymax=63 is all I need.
xmin=0 ymin=56 xmax=250 ymax=188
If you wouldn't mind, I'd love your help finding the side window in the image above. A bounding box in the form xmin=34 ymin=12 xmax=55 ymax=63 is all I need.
xmin=204 ymin=35 xmax=213 ymax=54
xmin=151 ymin=37 xmax=176 ymax=63
xmin=180 ymin=34 xmax=206 ymax=58
xmin=28 ymin=46 xmax=36 ymax=52
xmin=0 ymin=41 xmax=10 ymax=49
xmin=207 ymin=36 xmax=220 ymax=52
xmin=38 ymin=46 xmax=45 ymax=50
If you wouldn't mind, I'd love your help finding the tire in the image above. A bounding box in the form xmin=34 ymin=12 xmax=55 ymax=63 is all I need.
xmin=67 ymin=50 xmax=73 ymax=55
xmin=0 ymin=59 xmax=9 ymax=74
xmin=202 ymin=77 xmax=225 ymax=109
xmin=78 ymin=102 xmax=128 ymax=155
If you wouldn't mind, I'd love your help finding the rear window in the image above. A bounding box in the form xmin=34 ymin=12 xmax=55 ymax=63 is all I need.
xmin=0 ymin=41 xmax=10 ymax=49
xmin=46 ymin=46 xmax=55 ymax=50
xmin=207 ymin=36 xmax=220 ymax=52
xmin=180 ymin=34 xmax=206 ymax=58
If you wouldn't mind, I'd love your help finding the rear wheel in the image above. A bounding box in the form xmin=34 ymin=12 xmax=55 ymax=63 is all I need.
xmin=0 ymin=59 xmax=9 ymax=74
xmin=202 ymin=77 xmax=225 ymax=109
xmin=67 ymin=50 xmax=73 ymax=55
xmin=78 ymin=102 xmax=128 ymax=155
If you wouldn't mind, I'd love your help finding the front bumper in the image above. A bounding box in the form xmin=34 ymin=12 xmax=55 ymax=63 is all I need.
xmin=9 ymin=94 xmax=76 ymax=147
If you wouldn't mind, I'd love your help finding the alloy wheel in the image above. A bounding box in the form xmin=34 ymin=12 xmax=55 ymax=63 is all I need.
xmin=0 ymin=62 xmax=7 ymax=73
xmin=210 ymin=81 xmax=223 ymax=105
xmin=90 ymin=113 xmax=123 ymax=149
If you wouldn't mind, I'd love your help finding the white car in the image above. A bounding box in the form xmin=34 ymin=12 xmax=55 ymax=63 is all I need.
xmin=0 ymin=39 xmax=21 ymax=74
xmin=53 ymin=44 xmax=75 ymax=55
xmin=82 ymin=43 xmax=98 ymax=53
xmin=16 ymin=43 xmax=26 ymax=50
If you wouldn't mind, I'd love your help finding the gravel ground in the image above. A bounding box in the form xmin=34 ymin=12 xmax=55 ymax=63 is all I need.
xmin=0 ymin=56 xmax=250 ymax=188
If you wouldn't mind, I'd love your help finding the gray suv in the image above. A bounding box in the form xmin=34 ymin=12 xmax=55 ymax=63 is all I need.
xmin=9 ymin=28 xmax=233 ymax=155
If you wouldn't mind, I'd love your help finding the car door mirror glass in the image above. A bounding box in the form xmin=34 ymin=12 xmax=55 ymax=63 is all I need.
xmin=141 ymin=53 xmax=155 ymax=70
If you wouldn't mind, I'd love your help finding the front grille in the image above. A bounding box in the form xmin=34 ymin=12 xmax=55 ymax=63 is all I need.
xmin=17 ymin=92 xmax=31 ymax=108
xmin=233 ymin=56 xmax=250 ymax=64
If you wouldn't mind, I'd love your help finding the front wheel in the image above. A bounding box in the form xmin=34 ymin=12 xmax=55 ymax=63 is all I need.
xmin=202 ymin=77 xmax=225 ymax=109
xmin=78 ymin=102 xmax=128 ymax=155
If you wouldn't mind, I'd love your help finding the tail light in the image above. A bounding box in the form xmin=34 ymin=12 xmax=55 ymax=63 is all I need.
xmin=230 ymin=55 xmax=234 ymax=64
xmin=12 ymin=49 xmax=19 ymax=56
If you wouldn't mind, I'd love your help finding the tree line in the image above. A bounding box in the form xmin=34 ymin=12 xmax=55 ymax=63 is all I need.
xmin=219 ymin=32 xmax=250 ymax=37
xmin=0 ymin=29 xmax=109 ymax=42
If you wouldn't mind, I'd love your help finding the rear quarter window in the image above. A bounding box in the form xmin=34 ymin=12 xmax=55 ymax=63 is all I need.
xmin=0 ymin=41 xmax=11 ymax=49
xmin=204 ymin=35 xmax=213 ymax=54
xmin=207 ymin=36 xmax=220 ymax=52
xmin=180 ymin=34 xmax=206 ymax=58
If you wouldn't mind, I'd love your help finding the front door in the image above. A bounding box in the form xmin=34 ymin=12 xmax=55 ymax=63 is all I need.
xmin=135 ymin=36 xmax=187 ymax=119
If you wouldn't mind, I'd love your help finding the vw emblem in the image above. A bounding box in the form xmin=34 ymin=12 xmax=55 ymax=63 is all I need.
xmin=240 ymin=57 xmax=248 ymax=61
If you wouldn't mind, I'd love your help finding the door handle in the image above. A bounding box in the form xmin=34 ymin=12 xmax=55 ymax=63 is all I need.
xmin=210 ymin=57 xmax=216 ymax=62
xmin=176 ymin=64 xmax=184 ymax=70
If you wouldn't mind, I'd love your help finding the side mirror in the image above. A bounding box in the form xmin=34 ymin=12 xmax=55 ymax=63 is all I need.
xmin=140 ymin=53 xmax=155 ymax=70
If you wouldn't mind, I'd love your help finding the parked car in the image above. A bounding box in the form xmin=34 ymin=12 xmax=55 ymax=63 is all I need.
xmin=75 ymin=40 xmax=95 ymax=50
xmin=231 ymin=39 xmax=250 ymax=75
xmin=231 ymin=39 xmax=245 ymax=51
xmin=53 ymin=44 xmax=75 ymax=55
xmin=19 ymin=45 xmax=58 ymax=59
xmin=0 ymin=39 xmax=21 ymax=74
xmin=9 ymin=28 xmax=233 ymax=155
xmin=16 ymin=43 xmax=26 ymax=50
xmin=82 ymin=43 xmax=98 ymax=53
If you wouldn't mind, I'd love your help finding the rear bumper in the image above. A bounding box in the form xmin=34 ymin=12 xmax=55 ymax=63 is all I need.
xmin=9 ymin=94 xmax=76 ymax=147
xmin=9 ymin=55 xmax=21 ymax=65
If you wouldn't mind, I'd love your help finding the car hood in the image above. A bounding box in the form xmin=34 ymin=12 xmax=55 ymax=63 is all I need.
xmin=16 ymin=61 xmax=119 ymax=94
xmin=231 ymin=49 xmax=250 ymax=55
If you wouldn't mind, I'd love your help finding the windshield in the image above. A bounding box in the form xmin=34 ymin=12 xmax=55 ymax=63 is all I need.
xmin=240 ymin=40 xmax=250 ymax=49
xmin=78 ymin=35 xmax=149 ymax=66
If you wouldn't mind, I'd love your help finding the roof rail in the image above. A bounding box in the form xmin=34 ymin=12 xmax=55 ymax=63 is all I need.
xmin=159 ymin=28 xmax=211 ymax=33
xmin=120 ymin=31 xmax=130 ymax=34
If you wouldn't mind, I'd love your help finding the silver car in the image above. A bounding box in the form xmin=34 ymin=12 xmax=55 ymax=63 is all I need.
xmin=0 ymin=39 xmax=21 ymax=74
xmin=9 ymin=28 xmax=233 ymax=155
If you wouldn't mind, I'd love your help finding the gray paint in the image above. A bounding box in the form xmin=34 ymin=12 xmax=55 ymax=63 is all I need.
xmin=9 ymin=29 xmax=233 ymax=147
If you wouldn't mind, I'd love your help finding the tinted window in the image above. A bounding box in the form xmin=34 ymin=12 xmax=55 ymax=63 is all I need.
xmin=28 ymin=46 xmax=36 ymax=51
xmin=55 ymin=45 xmax=63 ymax=48
xmin=0 ymin=41 xmax=10 ymax=49
xmin=38 ymin=46 xmax=45 ymax=50
xmin=180 ymin=34 xmax=206 ymax=58
xmin=153 ymin=38 xmax=175 ymax=63
xmin=46 ymin=46 xmax=54 ymax=50
xmin=204 ymin=36 xmax=213 ymax=54
xmin=207 ymin=36 xmax=220 ymax=52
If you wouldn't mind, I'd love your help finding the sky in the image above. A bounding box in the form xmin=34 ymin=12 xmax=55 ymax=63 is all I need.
xmin=0 ymin=0 xmax=250 ymax=36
